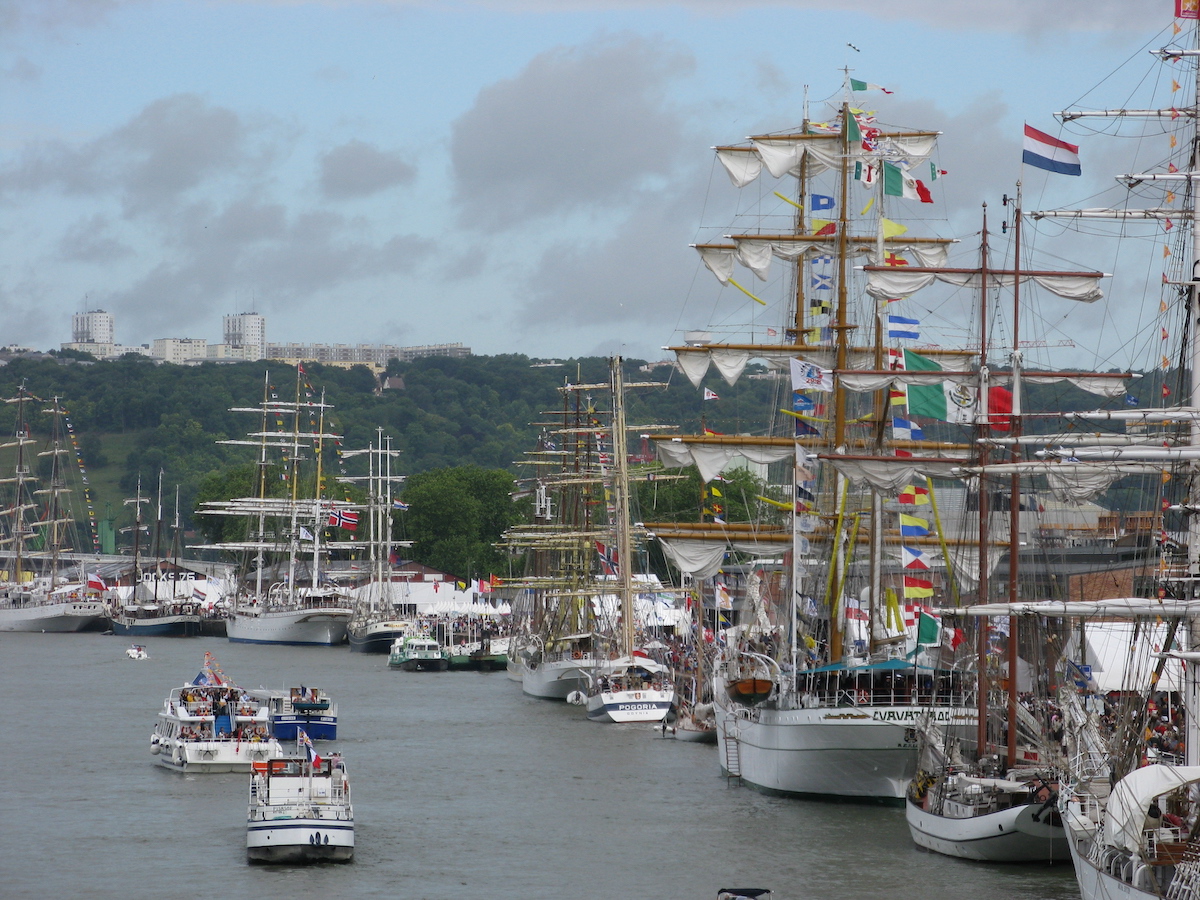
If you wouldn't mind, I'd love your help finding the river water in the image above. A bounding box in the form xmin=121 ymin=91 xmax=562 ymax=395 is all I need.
xmin=0 ymin=633 xmax=1081 ymax=900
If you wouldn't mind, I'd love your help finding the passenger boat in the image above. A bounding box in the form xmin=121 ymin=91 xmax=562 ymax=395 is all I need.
xmin=151 ymin=651 xmax=282 ymax=773
xmin=388 ymin=635 xmax=449 ymax=671
xmin=253 ymin=686 xmax=338 ymax=741
xmin=247 ymin=734 xmax=354 ymax=864
xmin=125 ymin=643 xmax=149 ymax=660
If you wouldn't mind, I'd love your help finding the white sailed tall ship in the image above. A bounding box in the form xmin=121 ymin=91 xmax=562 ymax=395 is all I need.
xmin=0 ymin=389 xmax=105 ymax=633
xmin=197 ymin=369 xmax=354 ymax=646
xmin=642 ymin=72 xmax=1122 ymax=800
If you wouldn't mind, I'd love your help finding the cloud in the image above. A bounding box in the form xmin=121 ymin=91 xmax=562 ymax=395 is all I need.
xmin=58 ymin=214 xmax=134 ymax=263
xmin=2 ymin=58 xmax=42 ymax=82
xmin=0 ymin=93 xmax=267 ymax=217
xmin=450 ymin=32 xmax=695 ymax=230
xmin=319 ymin=140 xmax=416 ymax=199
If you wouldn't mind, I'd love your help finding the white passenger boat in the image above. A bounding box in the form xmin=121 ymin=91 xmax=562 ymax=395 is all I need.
xmin=151 ymin=652 xmax=282 ymax=773
xmin=247 ymin=735 xmax=354 ymax=864
xmin=126 ymin=643 xmax=149 ymax=660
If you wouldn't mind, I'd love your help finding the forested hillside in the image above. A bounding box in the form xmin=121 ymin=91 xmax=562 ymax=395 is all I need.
xmin=0 ymin=353 xmax=783 ymax=540
xmin=0 ymin=351 xmax=1156 ymax=559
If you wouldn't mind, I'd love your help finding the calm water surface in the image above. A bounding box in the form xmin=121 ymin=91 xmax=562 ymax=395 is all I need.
xmin=0 ymin=633 xmax=1080 ymax=899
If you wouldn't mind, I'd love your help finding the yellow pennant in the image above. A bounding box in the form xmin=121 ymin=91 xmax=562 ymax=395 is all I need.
xmin=861 ymin=197 xmax=875 ymax=215
xmin=773 ymin=190 xmax=802 ymax=211
xmin=727 ymin=277 xmax=767 ymax=306
xmin=881 ymin=217 xmax=908 ymax=238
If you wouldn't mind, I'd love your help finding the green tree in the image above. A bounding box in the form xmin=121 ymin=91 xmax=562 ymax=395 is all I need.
xmin=400 ymin=466 xmax=525 ymax=580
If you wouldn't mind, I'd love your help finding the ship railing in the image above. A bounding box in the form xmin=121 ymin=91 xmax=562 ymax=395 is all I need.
xmin=801 ymin=687 xmax=976 ymax=709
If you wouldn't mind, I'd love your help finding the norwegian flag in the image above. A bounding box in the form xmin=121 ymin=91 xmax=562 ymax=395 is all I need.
xmin=327 ymin=509 xmax=358 ymax=531
xmin=596 ymin=541 xmax=619 ymax=576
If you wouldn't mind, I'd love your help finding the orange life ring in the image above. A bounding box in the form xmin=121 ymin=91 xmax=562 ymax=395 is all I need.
xmin=856 ymin=689 xmax=870 ymax=704
xmin=572 ymin=651 xmax=582 ymax=659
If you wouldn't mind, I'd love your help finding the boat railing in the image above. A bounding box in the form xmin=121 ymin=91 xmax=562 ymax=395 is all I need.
xmin=800 ymin=686 xmax=976 ymax=709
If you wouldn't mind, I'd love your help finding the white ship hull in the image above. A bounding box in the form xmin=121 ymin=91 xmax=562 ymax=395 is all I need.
xmin=0 ymin=599 xmax=107 ymax=632
xmin=1065 ymin=803 xmax=1159 ymax=899
xmin=521 ymin=657 xmax=592 ymax=700
xmin=906 ymin=797 xmax=1068 ymax=862
xmin=154 ymin=738 xmax=281 ymax=774
xmin=586 ymin=686 xmax=673 ymax=723
xmin=226 ymin=607 xmax=350 ymax=646
xmin=247 ymin=814 xmax=355 ymax=863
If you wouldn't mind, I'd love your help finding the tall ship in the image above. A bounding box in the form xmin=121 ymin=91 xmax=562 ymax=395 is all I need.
xmin=0 ymin=388 xmax=106 ymax=632
xmin=999 ymin=15 xmax=1200 ymax=900
xmin=342 ymin=429 xmax=412 ymax=653
xmin=502 ymin=360 xmax=680 ymax=703
xmin=197 ymin=368 xmax=353 ymax=646
xmin=642 ymin=69 xmax=1128 ymax=801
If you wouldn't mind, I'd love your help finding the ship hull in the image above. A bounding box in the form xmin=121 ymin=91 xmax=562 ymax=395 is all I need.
xmin=112 ymin=614 xmax=200 ymax=637
xmin=716 ymin=689 xmax=977 ymax=802
xmin=226 ymin=609 xmax=350 ymax=646
xmin=0 ymin=600 xmax=107 ymax=633
xmin=247 ymin=819 xmax=354 ymax=863
xmin=906 ymin=797 xmax=1069 ymax=862
xmin=586 ymin=687 xmax=674 ymax=723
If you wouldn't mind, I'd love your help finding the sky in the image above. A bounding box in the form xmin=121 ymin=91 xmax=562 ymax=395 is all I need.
xmin=0 ymin=0 xmax=1190 ymax=370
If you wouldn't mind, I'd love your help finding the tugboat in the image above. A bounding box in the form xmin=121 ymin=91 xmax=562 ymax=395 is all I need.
xmin=388 ymin=635 xmax=449 ymax=671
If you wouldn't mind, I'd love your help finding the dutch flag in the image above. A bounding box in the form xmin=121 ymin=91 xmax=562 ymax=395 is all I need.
xmin=1022 ymin=125 xmax=1081 ymax=176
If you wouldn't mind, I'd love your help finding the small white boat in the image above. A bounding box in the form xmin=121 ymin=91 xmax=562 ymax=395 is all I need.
xmin=247 ymin=741 xmax=354 ymax=864
xmin=906 ymin=770 xmax=1068 ymax=862
xmin=151 ymin=652 xmax=283 ymax=773
xmin=125 ymin=644 xmax=149 ymax=660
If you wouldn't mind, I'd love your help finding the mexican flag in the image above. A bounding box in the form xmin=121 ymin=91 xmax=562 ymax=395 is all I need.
xmin=850 ymin=78 xmax=893 ymax=94
xmin=903 ymin=350 xmax=977 ymax=423
xmin=916 ymin=611 xmax=941 ymax=646
xmin=883 ymin=162 xmax=933 ymax=203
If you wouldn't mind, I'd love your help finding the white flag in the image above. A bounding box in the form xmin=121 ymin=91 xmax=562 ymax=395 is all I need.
xmin=703 ymin=388 xmax=719 ymax=400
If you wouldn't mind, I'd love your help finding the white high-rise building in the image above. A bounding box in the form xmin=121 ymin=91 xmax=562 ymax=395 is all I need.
xmin=72 ymin=309 xmax=115 ymax=344
xmin=223 ymin=312 xmax=266 ymax=361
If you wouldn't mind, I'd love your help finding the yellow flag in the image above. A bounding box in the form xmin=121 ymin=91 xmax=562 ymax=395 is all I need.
xmin=711 ymin=486 xmax=723 ymax=498
xmin=881 ymin=217 xmax=908 ymax=238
